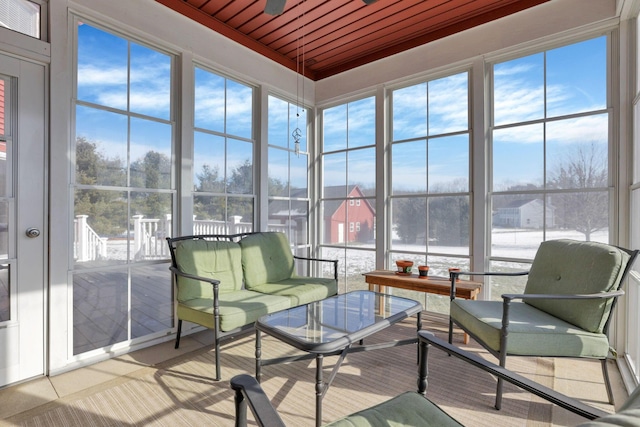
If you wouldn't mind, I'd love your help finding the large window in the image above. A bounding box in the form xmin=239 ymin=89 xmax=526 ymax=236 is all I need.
xmin=320 ymin=97 xmax=376 ymax=292
xmin=193 ymin=67 xmax=254 ymax=234
xmin=73 ymin=21 xmax=174 ymax=355
xmin=389 ymin=72 xmax=471 ymax=312
xmin=489 ymin=36 xmax=609 ymax=297
xmin=267 ymin=95 xmax=309 ymax=252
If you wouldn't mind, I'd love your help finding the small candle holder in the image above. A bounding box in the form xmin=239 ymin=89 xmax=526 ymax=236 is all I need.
xmin=418 ymin=265 xmax=429 ymax=278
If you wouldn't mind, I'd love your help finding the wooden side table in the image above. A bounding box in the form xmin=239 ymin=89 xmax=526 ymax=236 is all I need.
xmin=363 ymin=270 xmax=482 ymax=343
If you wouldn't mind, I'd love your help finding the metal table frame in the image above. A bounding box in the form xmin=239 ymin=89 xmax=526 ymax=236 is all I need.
xmin=255 ymin=290 xmax=423 ymax=427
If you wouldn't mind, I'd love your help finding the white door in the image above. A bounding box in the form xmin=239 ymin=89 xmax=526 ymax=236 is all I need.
xmin=0 ymin=53 xmax=47 ymax=386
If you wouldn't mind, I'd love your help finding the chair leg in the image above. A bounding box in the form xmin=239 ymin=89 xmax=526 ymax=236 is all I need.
xmin=174 ymin=319 xmax=182 ymax=349
xmin=601 ymin=358 xmax=615 ymax=405
xmin=214 ymin=330 xmax=221 ymax=381
xmin=495 ymin=351 xmax=507 ymax=410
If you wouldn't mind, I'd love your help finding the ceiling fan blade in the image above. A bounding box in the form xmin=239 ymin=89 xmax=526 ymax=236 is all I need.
xmin=362 ymin=0 xmax=378 ymax=4
xmin=264 ymin=0 xmax=287 ymax=15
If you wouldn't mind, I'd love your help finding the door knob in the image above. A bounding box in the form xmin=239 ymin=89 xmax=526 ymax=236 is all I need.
xmin=26 ymin=228 xmax=40 ymax=238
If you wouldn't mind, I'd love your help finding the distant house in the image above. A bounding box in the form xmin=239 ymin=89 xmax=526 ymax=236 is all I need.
xmin=493 ymin=199 xmax=555 ymax=229
xmin=323 ymin=185 xmax=375 ymax=244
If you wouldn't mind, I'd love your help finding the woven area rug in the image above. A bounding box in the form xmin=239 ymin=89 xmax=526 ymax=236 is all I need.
xmin=3 ymin=318 xmax=609 ymax=427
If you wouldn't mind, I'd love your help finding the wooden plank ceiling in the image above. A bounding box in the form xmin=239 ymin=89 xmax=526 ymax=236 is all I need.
xmin=155 ymin=0 xmax=549 ymax=81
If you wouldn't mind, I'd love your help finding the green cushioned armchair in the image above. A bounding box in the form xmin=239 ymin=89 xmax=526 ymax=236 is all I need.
xmin=232 ymin=331 xmax=634 ymax=427
xmin=448 ymin=239 xmax=638 ymax=409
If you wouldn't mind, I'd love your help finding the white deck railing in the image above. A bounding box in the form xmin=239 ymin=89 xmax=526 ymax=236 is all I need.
xmin=75 ymin=214 xmax=291 ymax=262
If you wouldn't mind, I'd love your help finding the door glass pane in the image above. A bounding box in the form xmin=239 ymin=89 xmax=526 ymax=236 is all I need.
xmin=132 ymin=265 xmax=173 ymax=338
xmin=0 ymin=265 xmax=9 ymax=322
xmin=73 ymin=270 xmax=128 ymax=355
xmin=0 ymin=201 xmax=9 ymax=257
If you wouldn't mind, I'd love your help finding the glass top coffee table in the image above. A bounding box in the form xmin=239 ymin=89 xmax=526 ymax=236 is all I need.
xmin=255 ymin=290 xmax=423 ymax=427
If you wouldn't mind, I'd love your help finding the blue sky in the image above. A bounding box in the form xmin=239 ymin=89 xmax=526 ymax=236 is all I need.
xmin=76 ymin=22 xmax=608 ymax=194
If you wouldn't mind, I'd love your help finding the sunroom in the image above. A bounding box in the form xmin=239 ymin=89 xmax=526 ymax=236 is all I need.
xmin=2 ymin=0 xmax=640 ymax=424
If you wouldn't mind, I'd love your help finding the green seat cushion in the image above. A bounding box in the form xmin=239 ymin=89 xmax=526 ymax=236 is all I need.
xmin=177 ymin=290 xmax=291 ymax=332
xmin=451 ymin=300 xmax=610 ymax=358
xmin=240 ymin=232 xmax=295 ymax=289
xmin=524 ymin=239 xmax=630 ymax=333
xmin=248 ymin=277 xmax=338 ymax=307
xmin=324 ymin=392 xmax=463 ymax=427
xmin=173 ymin=239 xmax=243 ymax=300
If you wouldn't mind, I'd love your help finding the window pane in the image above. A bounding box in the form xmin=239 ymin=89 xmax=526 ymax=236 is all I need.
xmin=428 ymin=196 xmax=469 ymax=254
xmin=291 ymin=152 xmax=308 ymax=197
xmin=193 ymin=195 xmax=225 ymax=224
xmin=546 ymin=115 xmax=608 ymax=189
xmin=323 ymin=105 xmax=347 ymax=152
xmin=391 ymin=197 xmax=426 ymax=248
xmin=228 ymin=197 xmax=253 ymax=227
xmin=492 ymin=123 xmax=543 ymax=191
xmin=348 ymin=147 xmax=375 ymax=190
xmin=392 ymin=140 xmax=426 ymax=195
xmin=75 ymin=106 xmax=127 ymax=187
xmin=347 ymin=97 xmax=375 ymax=148
xmin=1 ymin=0 xmax=40 ymax=38
xmin=130 ymin=118 xmax=172 ymax=189
xmin=321 ymin=199 xmax=346 ymax=244
xmin=77 ymin=24 xmax=127 ymax=108
xmin=493 ymin=53 xmax=544 ymax=126
xmin=346 ymin=197 xmax=375 ymax=245
xmin=194 ymin=132 xmax=225 ymax=193
xmin=227 ymin=140 xmax=253 ymax=194
xmin=547 ymin=192 xmax=609 ymax=243
xmin=323 ymin=152 xmax=347 ymax=191
xmin=268 ymin=96 xmax=289 ymax=148
xmin=428 ymin=134 xmax=468 ymax=193
xmin=226 ymin=79 xmax=253 ymax=139
xmin=130 ymin=43 xmax=171 ymax=120
xmin=488 ymin=260 xmax=530 ymax=301
xmin=547 ymin=37 xmax=606 ymax=117
xmin=268 ymin=147 xmax=289 ymax=197
xmin=491 ymin=194 xmax=545 ymax=259
xmin=393 ymin=83 xmax=427 ymax=141
xmin=194 ymin=68 xmax=225 ymax=132
xmin=132 ymin=264 xmax=173 ymax=338
xmin=428 ymin=73 xmax=468 ymax=135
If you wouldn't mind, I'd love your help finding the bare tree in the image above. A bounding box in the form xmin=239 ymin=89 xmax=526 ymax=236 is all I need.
xmin=547 ymin=143 xmax=608 ymax=241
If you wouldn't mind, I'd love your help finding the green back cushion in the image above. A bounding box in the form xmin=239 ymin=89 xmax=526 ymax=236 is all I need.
xmin=524 ymin=239 xmax=630 ymax=333
xmin=239 ymin=232 xmax=294 ymax=289
xmin=173 ymin=239 xmax=243 ymax=301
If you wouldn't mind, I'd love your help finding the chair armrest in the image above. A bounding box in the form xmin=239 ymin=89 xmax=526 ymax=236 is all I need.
xmin=230 ymin=374 xmax=286 ymax=427
xmin=418 ymin=331 xmax=609 ymax=420
xmin=449 ymin=270 xmax=529 ymax=300
xmin=169 ymin=266 xmax=220 ymax=288
xmin=502 ymin=290 xmax=625 ymax=302
xmin=293 ymin=255 xmax=339 ymax=282
xmin=451 ymin=271 xmax=530 ymax=278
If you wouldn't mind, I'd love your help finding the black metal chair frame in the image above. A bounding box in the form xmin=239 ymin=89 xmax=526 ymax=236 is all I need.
xmin=231 ymin=331 xmax=608 ymax=427
xmin=448 ymin=245 xmax=639 ymax=409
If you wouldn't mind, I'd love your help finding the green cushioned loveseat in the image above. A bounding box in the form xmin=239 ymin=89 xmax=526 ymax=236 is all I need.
xmin=167 ymin=232 xmax=338 ymax=380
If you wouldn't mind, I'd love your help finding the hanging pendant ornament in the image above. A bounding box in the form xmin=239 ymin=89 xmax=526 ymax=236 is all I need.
xmin=292 ymin=126 xmax=302 ymax=156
